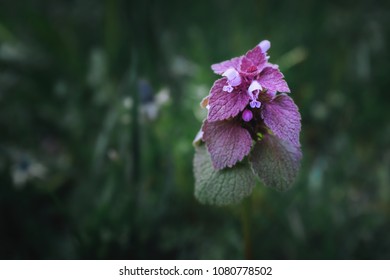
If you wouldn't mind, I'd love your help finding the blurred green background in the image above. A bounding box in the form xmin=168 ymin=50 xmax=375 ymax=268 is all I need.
xmin=0 ymin=0 xmax=389 ymax=259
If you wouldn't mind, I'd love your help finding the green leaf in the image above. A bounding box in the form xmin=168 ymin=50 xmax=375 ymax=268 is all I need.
xmin=193 ymin=145 xmax=255 ymax=206
xmin=249 ymin=135 xmax=302 ymax=192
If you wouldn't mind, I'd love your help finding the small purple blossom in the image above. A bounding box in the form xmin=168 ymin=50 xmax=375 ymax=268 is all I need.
xmin=199 ymin=39 xmax=301 ymax=171
xmin=222 ymin=68 xmax=242 ymax=87
xmin=223 ymin=84 xmax=234 ymax=93
xmin=247 ymin=80 xmax=262 ymax=108
xmin=259 ymin=40 xmax=271 ymax=53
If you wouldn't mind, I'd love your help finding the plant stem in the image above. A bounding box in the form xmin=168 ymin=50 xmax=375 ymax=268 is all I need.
xmin=241 ymin=196 xmax=253 ymax=259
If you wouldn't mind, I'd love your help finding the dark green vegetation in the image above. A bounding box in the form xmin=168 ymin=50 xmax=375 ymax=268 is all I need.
xmin=0 ymin=0 xmax=389 ymax=259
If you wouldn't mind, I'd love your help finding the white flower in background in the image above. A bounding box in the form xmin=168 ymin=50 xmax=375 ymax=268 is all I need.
xmin=11 ymin=156 xmax=47 ymax=188
xmin=138 ymin=80 xmax=170 ymax=122
xmin=0 ymin=43 xmax=25 ymax=61
xmin=123 ymin=96 xmax=133 ymax=109
xmin=155 ymin=87 xmax=170 ymax=106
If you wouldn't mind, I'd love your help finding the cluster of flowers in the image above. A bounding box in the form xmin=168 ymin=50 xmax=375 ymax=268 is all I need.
xmin=197 ymin=40 xmax=301 ymax=171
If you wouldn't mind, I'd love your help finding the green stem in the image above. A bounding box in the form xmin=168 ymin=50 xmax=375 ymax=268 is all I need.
xmin=241 ymin=196 xmax=253 ymax=259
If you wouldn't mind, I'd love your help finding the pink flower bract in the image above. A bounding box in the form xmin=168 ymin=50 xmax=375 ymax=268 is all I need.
xmin=201 ymin=40 xmax=301 ymax=171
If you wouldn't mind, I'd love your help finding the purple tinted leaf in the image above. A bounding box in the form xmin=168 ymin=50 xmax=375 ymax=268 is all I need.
xmin=258 ymin=67 xmax=290 ymax=94
xmin=211 ymin=56 xmax=241 ymax=75
xmin=194 ymin=145 xmax=255 ymax=205
xmin=249 ymin=135 xmax=302 ymax=191
xmin=240 ymin=57 xmax=258 ymax=75
xmin=239 ymin=46 xmax=267 ymax=75
xmin=245 ymin=45 xmax=267 ymax=67
xmin=261 ymin=94 xmax=301 ymax=147
xmin=202 ymin=120 xmax=253 ymax=170
xmin=208 ymin=78 xmax=250 ymax=122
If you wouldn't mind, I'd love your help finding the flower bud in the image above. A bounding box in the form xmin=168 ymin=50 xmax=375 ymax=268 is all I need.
xmin=242 ymin=109 xmax=253 ymax=122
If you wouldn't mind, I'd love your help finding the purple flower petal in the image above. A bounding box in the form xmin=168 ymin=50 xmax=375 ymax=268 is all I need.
xmin=202 ymin=120 xmax=253 ymax=170
xmin=223 ymin=84 xmax=234 ymax=93
xmin=259 ymin=40 xmax=271 ymax=53
xmin=250 ymin=100 xmax=261 ymax=108
xmin=239 ymin=45 xmax=267 ymax=75
xmin=222 ymin=68 xmax=242 ymax=86
xmin=247 ymin=80 xmax=262 ymax=98
xmin=261 ymin=94 xmax=301 ymax=147
xmin=208 ymin=78 xmax=250 ymax=122
xmin=258 ymin=67 xmax=290 ymax=94
xmin=211 ymin=56 xmax=242 ymax=75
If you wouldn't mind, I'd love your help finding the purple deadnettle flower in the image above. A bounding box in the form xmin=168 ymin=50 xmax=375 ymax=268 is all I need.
xmin=194 ymin=40 xmax=302 ymax=204
xmin=199 ymin=40 xmax=302 ymax=172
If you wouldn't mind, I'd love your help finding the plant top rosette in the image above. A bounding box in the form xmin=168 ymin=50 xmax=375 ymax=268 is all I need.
xmin=193 ymin=40 xmax=302 ymax=206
